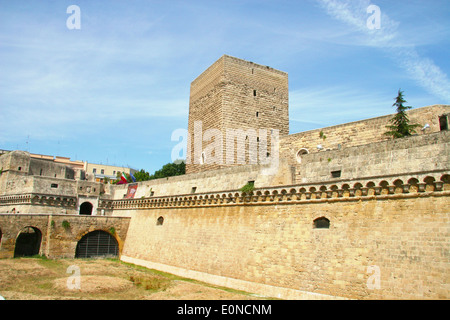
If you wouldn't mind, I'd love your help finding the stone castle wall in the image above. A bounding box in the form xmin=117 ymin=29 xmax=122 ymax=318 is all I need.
xmin=118 ymin=173 xmax=449 ymax=300
xmin=296 ymin=129 xmax=450 ymax=184
xmin=0 ymin=214 xmax=130 ymax=259
xmin=110 ymin=160 xmax=294 ymax=205
xmin=114 ymin=129 xmax=449 ymax=299
xmin=281 ymin=105 xmax=449 ymax=168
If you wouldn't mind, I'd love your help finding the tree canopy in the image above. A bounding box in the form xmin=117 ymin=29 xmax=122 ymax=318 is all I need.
xmin=149 ymin=161 xmax=185 ymax=180
xmin=114 ymin=161 xmax=185 ymax=184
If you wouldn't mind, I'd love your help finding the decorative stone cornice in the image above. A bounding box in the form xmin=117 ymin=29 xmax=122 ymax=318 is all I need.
xmin=0 ymin=193 xmax=77 ymax=207
xmin=112 ymin=172 xmax=449 ymax=210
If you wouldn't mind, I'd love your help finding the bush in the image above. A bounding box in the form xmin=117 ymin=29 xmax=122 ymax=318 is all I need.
xmin=62 ymin=220 xmax=71 ymax=230
xmin=240 ymin=182 xmax=255 ymax=193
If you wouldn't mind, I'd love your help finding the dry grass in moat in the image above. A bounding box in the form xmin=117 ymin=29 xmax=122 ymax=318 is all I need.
xmin=0 ymin=257 xmax=264 ymax=300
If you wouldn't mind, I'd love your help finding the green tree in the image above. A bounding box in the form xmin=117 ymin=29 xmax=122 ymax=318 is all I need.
xmin=111 ymin=161 xmax=186 ymax=184
xmin=134 ymin=169 xmax=151 ymax=182
xmin=384 ymin=89 xmax=420 ymax=139
xmin=149 ymin=161 xmax=185 ymax=180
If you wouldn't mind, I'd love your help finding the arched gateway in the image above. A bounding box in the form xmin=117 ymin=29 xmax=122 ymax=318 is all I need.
xmin=75 ymin=230 xmax=118 ymax=258
xmin=14 ymin=226 xmax=42 ymax=257
xmin=79 ymin=202 xmax=93 ymax=215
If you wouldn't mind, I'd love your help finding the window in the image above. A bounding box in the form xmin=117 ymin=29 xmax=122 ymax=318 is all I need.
xmin=93 ymin=168 xmax=97 ymax=173
xmin=18 ymin=167 xmax=22 ymax=171
xmin=101 ymin=169 xmax=105 ymax=174
xmin=314 ymin=217 xmax=330 ymax=229
xmin=331 ymin=170 xmax=342 ymax=178
xmin=51 ymin=184 xmax=58 ymax=188
xmin=157 ymin=216 xmax=164 ymax=226
xmin=253 ymin=90 xmax=257 ymax=97
xmin=256 ymin=112 xmax=259 ymax=118
xmin=191 ymin=187 xmax=197 ymax=193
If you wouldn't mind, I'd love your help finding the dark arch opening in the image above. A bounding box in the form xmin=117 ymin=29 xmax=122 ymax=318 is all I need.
xmin=157 ymin=216 xmax=164 ymax=226
xmin=79 ymin=202 xmax=93 ymax=215
xmin=313 ymin=217 xmax=330 ymax=229
xmin=14 ymin=226 xmax=42 ymax=257
xmin=75 ymin=230 xmax=118 ymax=258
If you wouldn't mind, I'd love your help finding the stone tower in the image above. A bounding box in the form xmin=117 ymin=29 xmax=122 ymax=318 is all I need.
xmin=186 ymin=55 xmax=289 ymax=174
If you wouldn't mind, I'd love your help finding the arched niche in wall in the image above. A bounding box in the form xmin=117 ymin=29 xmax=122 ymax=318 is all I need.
xmin=296 ymin=148 xmax=309 ymax=164
xmin=313 ymin=217 xmax=330 ymax=229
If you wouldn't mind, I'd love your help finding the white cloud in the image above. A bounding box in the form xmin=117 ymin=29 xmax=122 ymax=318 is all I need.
xmin=315 ymin=0 xmax=450 ymax=102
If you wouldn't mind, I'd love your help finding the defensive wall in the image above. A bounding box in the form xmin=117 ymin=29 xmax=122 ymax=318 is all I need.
xmin=0 ymin=214 xmax=130 ymax=259
xmin=280 ymin=104 xmax=449 ymax=168
xmin=295 ymin=129 xmax=449 ymax=183
xmin=111 ymin=160 xmax=294 ymax=203
xmin=110 ymin=127 xmax=449 ymax=201
xmin=116 ymin=171 xmax=449 ymax=300
xmin=0 ymin=112 xmax=448 ymax=299
xmin=113 ymin=131 xmax=450 ymax=299
xmin=0 ymin=150 xmax=112 ymax=215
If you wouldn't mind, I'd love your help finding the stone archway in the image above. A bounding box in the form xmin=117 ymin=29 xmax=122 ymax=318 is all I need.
xmin=75 ymin=230 xmax=118 ymax=258
xmin=79 ymin=202 xmax=93 ymax=215
xmin=14 ymin=226 xmax=42 ymax=257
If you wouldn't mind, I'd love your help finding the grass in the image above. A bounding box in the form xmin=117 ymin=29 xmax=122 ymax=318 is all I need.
xmin=128 ymin=274 xmax=171 ymax=292
xmin=0 ymin=257 xmax=267 ymax=300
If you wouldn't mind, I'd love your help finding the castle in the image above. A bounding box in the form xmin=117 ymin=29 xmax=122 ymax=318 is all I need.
xmin=1 ymin=55 xmax=449 ymax=299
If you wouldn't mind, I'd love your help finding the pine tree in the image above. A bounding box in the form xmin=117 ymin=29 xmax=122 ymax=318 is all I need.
xmin=384 ymin=89 xmax=420 ymax=138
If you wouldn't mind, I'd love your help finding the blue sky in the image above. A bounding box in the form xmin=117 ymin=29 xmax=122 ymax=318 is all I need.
xmin=1 ymin=0 xmax=449 ymax=173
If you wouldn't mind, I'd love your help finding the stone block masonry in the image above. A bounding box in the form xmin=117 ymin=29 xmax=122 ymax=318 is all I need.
xmin=281 ymin=105 xmax=449 ymax=169
xmin=296 ymin=130 xmax=450 ymax=184
xmin=118 ymin=173 xmax=449 ymax=300
xmin=187 ymin=55 xmax=289 ymax=174
xmin=0 ymin=214 xmax=130 ymax=259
